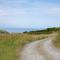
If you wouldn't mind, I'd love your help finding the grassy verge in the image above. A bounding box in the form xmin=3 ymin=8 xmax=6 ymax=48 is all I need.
xmin=53 ymin=32 xmax=60 ymax=48
xmin=0 ymin=33 xmax=48 ymax=60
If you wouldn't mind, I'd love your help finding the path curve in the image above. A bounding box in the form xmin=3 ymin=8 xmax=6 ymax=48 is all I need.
xmin=21 ymin=37 xmax=60 ymax=60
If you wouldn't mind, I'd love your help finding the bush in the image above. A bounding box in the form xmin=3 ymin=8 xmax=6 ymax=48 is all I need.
xmin=26 ymin=27 xmax=60 ymax=34
xmin=0 ymin=29 xmax=9 ymax=33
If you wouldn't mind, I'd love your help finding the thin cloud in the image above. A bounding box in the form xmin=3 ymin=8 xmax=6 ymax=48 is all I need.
xmin=47 ymin=7 xmax=60 ymax=15
xmin=0 ymin=0 xmax=60 ymax=28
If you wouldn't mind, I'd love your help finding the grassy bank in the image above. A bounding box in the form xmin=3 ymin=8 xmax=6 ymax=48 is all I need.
xmin=53 ymin=32 xmax=60 ymax=48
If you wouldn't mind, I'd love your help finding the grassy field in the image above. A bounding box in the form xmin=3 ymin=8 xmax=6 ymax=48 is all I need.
xmin=0 ymin=33 xmax=49 ymax=60
xmin=0 ymin=27 xmax=60 ymax=60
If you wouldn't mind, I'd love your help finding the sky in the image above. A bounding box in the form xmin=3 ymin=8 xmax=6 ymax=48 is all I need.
xmin=0 ymin=0 xmax=60 ymax=28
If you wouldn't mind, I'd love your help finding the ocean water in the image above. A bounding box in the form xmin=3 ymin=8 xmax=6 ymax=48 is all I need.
xmin=2 ymin=28 xmax=43 ymax=33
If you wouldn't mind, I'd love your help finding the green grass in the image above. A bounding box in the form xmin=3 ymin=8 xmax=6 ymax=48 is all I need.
xmin=0 ymin=34 xmax=20 ymax=60
xmin=0 ymin=33 xmax=48 ymax=60
xmin=0 ymin=29 xmax=8 ymax=33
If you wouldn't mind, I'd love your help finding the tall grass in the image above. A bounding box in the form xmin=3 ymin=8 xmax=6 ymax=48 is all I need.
xmin=53 ymin=32 xmax=60 ymax=48
xmin=0 ymin=33 xmax=48 ymax=60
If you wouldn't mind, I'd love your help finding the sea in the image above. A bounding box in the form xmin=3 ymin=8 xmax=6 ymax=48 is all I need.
xmin=1 ymin=28 xmax=45 ymax=33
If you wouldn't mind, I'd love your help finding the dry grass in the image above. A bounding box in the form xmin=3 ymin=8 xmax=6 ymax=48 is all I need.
xmin=53 ymin=32 xmax=60 ymax=48
xmin=0 ymin=33 xmax=49 ymax=60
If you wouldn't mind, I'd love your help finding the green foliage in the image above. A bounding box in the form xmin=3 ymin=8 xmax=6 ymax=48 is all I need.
xmin=0 ymin=29 xmax=8 ymax=33
xmin=26 ymin=27 xmax=60 ymax=34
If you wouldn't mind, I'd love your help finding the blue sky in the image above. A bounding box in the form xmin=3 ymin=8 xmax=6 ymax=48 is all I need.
xmin=0 ymin=0 xmax=60 ymax=28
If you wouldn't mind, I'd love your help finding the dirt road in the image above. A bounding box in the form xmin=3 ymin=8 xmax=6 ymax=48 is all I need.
xmin=21 ymin=37 xmax=60 ymax=60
